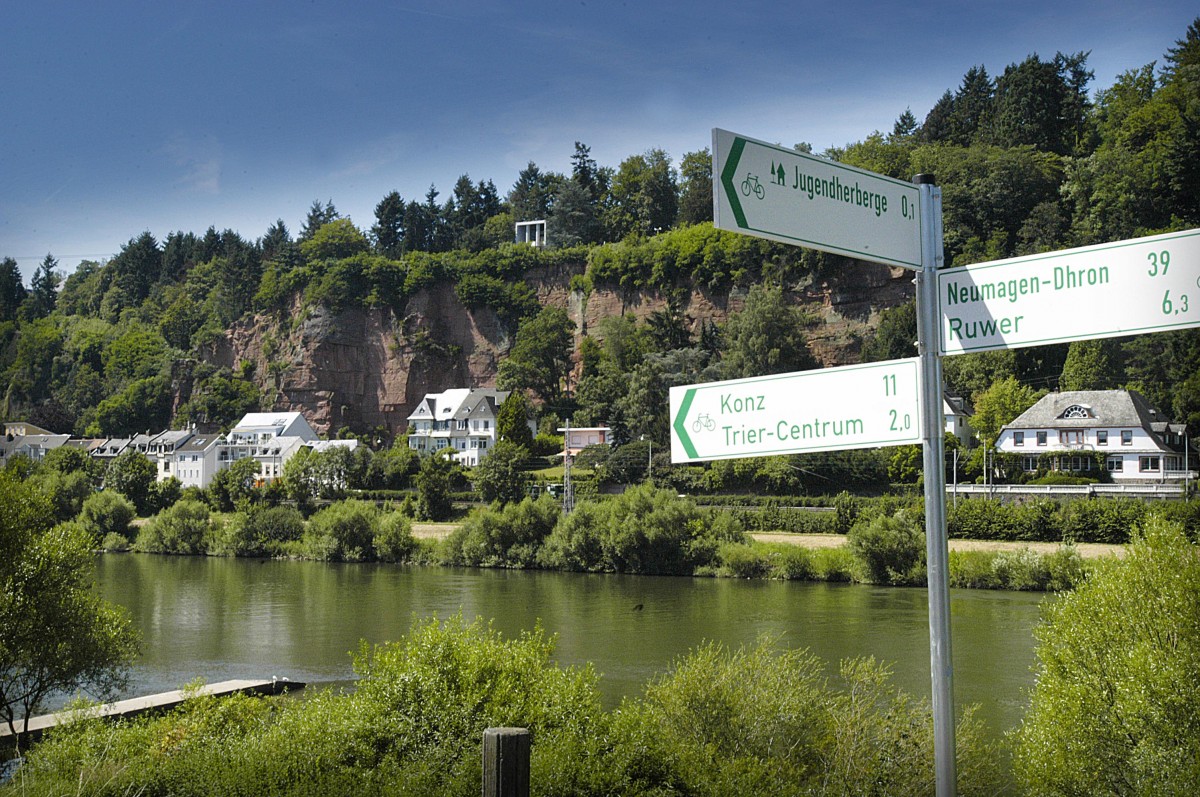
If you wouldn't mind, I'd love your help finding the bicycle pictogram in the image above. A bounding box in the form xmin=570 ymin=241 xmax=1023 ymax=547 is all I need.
xmin=691 ymin=413 xmax=716 ymax=433
xmin=740 ymin=173 xmax=765 ymax=199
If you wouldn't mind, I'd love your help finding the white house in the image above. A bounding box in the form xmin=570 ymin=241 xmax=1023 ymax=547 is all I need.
xmin=219 ymin=412 xmax=320 ymax=482
xmin=128 ymin=429 xmax=195 ymax=482
xmin=0 ymin=432 xmax=70 ymax=466
xmin=944 ymin=395 xmax=974 ymax=446
xmin=995 ymin=389 xmax=1192 ymax=482
xmin=407 ymin=388 xmax=523 ymax=467
xmin=172 ymin=433 xmax=223 ymax=489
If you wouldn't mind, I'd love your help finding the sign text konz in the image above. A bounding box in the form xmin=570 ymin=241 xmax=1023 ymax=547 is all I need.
xmin=670 ymin=359 xmax=923 ymax=463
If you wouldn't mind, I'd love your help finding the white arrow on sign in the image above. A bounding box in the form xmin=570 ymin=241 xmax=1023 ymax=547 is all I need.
xmin=712 ymin=128 xmax=923 ymax=269
xmin=669 ymin=358 xmax=923 ymax=463
xmin=938 ymin=228 xmax=1200 ymax=356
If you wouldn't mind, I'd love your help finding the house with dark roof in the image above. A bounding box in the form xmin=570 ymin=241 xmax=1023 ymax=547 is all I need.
xmin=172 ymin=434 xmax=223 ymax=489
xmin=406 ymin=388 xmax=528 ymax=467
xmin=995 ymin=389 xmax=1192 ymax=483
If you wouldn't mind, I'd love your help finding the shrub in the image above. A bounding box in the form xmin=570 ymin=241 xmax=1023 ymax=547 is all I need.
xmin=302 ymin=500 xmax=380 ymax=562
xmin=101 ymin=531 xmax=132 ymax=552
xmin=135 ymin=499 xmax=211 ymax=555
xmin=443 ymin=495 xmax=559 ymax=567
xmin=1012 ymin=519 xmax=1200 ymax=793
xmin=847 ymin=512 xmax=926 ymax=585
xmin=718 ymin=542 xmax=771 ymax=578
xmin=948 ymin=550 xmax=1002 ymax=590
xmin=77 ymin=490 xmax=136 ymax=544
xmin=811 ymin=546 xmax=856 ymax=582
xmin=374 ymin=511 xmax=417 ymax=563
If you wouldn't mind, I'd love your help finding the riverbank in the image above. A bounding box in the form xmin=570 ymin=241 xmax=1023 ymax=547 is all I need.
xmin=416 ymin=523 xmax=1127 ymax=559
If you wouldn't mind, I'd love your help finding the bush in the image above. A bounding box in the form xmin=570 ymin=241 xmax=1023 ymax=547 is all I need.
xmin=718 ymin=542 xmax=771 ymax=578
xmin=303 ymin=500 xmax=380 ymax=562
xmin=847 ymin=512 xmax=926 ymax=585
xmin=374 ymin=511 xmax=417 ymax=562
xmin=442 ymin=495 xmax=559 ymax=568
xmin=211 ymin=505 xmax=306 ymax=557
xmin=1012 ymin=519 xmax=1200 ymax=793
xmin=135 ymin=499 xmax=212 ymax=555
xmin=100 ymin=531 xmax=132 ymax=552
xmin=810 ymin=546 xmax=857 ymax=582
xmin=77 ymin=490 xmax=137 ymax=544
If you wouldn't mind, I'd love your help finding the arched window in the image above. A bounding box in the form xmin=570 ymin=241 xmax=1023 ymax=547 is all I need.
xmin=1060 ymin=405 xmax=1091 ymax=419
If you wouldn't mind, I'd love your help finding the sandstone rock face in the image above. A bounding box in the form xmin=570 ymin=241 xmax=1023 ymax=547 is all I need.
xmin=212 ymin=262 xmax=912 ymax=437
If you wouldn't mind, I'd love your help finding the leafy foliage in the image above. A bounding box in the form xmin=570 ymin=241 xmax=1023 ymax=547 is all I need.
xmin=1012 ymin=519 xmax=1200 ymax=793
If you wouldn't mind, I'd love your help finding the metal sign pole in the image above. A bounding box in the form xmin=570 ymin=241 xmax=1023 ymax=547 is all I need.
xmin=914 ymin=174 xmax=956 ymax=795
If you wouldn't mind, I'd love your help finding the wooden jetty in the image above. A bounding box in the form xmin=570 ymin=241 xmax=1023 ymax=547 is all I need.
xmin=1 ymin=678 xmax=304 ymax=744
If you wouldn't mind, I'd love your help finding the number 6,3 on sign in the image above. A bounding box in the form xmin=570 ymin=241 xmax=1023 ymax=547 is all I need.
xmin=938 ymin=228 xmax=1200 ymax=356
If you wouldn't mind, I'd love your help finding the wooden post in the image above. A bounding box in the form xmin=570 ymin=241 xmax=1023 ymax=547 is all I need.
xmin=482 ymin=727 xmax=529 ymax=797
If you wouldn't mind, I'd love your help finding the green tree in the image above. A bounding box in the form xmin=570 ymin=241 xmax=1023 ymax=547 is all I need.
xmin=546 ymin=179 xmax=597 ymax=248
xmin=1013 ymin=519 xmax=1200 ymax=793
xmin=24 ymin=253 xmax=60 ymax=320
xmin=677 ymin=148 xmax=713 ymax=226
xmin=1059 ymin=338 xmax=1124 ymax=390
xmin=104 ymin=450 xmax=158 ymax=515
xmin=604 ymin=149 xmax=678 ymax=239
xmin=495 ymin=391 xmax=535 ymax=449
xmin=472 ymin=440 xmax=531 ymax=504
xmin=720 ymin=283 xmax=817 ymax=379
xmin=299 ymin=199 xmax=339 ymax=242
xmin=209 ymin=457 xmax=262 ymax=512
xmin=497 ymin=307 xmax=575 ymax=406
xmin=299 ymin=218 xmax=370 ymax=263
xmin=415 ymin=449 xmax=460 ymax=521
xmin=371 ymin=190 xmax=406 ymax=258
xmin=0 ymin=256 xmax=26 ymax=322
xmin=0 ymin=473 xmax=138 ymax=748
xmin=861 ymin=301 xmax=917 ymax=361
xmin=970 ymin=376 xmax=1044 ymax=444
xmin=135 ymin=498 xmax=211 ymax=555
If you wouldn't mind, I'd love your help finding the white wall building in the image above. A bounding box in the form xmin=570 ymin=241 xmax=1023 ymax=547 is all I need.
xmin=995 ymin=389 xmax=1192 ymax=482
xmin=407 ymin=388 xmax=524 ymax=467
xmin=172 ymin=433 xmax=223 ymax=489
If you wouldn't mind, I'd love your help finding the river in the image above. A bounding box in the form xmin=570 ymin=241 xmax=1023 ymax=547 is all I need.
xmin=93 ymin=554 xmax=1047 ymax=739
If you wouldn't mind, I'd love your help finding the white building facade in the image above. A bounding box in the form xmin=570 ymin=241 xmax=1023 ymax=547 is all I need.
xmin=407 ymin=388 xmax=527 ymax=467
xmin=995 ymin=390 xmax=1192 ymax=483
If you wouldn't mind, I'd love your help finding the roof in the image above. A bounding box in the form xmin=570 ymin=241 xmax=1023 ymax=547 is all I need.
xmin=175 ymin=435 xmax=221 ymax=454
xmin=1002 ymin=390 xmax=1165 ymax=431
xmin=407 ymin=388 xmax=508 ymax=421
xmin=232 ymin=412 xmax=307 ymax=430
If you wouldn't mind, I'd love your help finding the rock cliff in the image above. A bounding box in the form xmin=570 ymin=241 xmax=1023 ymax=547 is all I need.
xmin=211 ymin=260 xmax=912 ymax=437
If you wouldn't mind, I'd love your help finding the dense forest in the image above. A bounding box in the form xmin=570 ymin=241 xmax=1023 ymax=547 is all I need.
xmin=2 ymin=19 xmax=1199 ymax=448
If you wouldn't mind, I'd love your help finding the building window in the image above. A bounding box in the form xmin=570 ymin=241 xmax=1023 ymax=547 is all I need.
xmin=1139 ymin=456 xmax=1161 ymax=472
xmin=1106 ymin=456 xmax=1123 ymax=471
xmin=1059 ymin=430 xmax=1083 ymax=445
xmin=1121 ymin=430 xmax=1133 ymax=445
xmin=1022 ymin=456 xmax=1038 ymax=472
xmin=1013 ymin=432 xmax=1024 ymax=447
xmin=1097 ymin=430 xmax=1108 ymax=446
xmin=1036 ymin=431 xmax=1047 ymax=446
xmin=1061 ymin=405 xmax=1091 ymax=419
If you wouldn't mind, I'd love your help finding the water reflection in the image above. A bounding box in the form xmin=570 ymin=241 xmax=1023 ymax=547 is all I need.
xmin=94 ymin=555 xmax=1045 ymax=736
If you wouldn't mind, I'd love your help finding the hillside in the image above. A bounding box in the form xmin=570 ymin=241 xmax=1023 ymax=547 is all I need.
xmin=208 ymin=253 xmax=910 ymax=437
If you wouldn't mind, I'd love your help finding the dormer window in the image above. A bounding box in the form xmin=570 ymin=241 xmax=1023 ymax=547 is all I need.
xmin=1060 ymin=405 xmax=1092 ymax=419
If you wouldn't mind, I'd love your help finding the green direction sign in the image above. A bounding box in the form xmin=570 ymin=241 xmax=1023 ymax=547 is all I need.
xmin=712 ymin=128 xmax=923 ymax=269
xmin=669 ymin=358 xmax=923 ymax=463
xmin=938 ymin=227 xmax=1200 ymax=356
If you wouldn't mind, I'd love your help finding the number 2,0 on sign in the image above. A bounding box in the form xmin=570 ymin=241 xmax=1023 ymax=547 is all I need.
xmin=669 ymin=359 xmax=924 ymax=463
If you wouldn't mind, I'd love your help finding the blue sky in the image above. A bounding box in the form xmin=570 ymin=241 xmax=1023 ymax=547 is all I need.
xmin=3 ymin=1 xmax=1196 ymax=280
